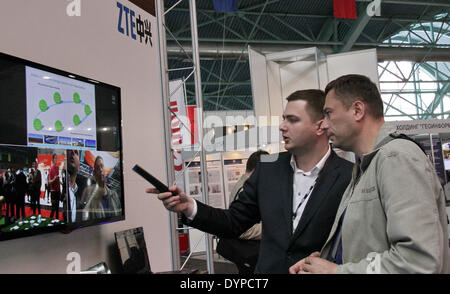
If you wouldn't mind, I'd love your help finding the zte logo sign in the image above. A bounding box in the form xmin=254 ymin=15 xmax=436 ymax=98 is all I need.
xmin=116 ymin=2 xmax=153 ymax=46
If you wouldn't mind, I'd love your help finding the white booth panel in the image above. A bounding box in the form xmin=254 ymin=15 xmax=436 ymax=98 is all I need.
xmin=249 ymin=47 xmax=378 ymax=123
xmin=249 ymin=47 xmax=270 ymax=119
xmin=327 ymin=48 xmax=380 ymax=87
xmin=267 ymin=60 xmax=284 ymax=119
xmin=281 ymin=61 xmax=320 ymax=98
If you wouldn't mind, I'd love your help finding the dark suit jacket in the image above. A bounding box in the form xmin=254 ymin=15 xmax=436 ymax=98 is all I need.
xmin=15 ymin=172 xmax=27 ymax=204
xmin=63 ymin=174 xmax=87 ymax=223
xmin=32 ymin=169 xmax=42 ymax=197
xmin=184 ymin=149 xmax=353 ymax=273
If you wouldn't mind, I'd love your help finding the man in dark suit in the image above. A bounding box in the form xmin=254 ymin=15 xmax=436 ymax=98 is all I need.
xmin=49 ymin=154 xmax=61 ymax=219
xmin=63 ymin=149 xmax=87 ymax=223
xmin=148 ymin=89 xmax=353 ymax=273
xmin=30 ymin=161 xmax=42 ymax=215
xmin=15 ymin=168 xmax=27 ymax=220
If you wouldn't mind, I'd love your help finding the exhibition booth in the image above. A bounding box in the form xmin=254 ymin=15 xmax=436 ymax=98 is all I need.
xmin=0 ymin=0 xmax=448 ymax=275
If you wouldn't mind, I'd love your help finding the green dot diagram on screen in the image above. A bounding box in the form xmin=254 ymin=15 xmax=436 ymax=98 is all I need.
xmin=55 ymin=120 xmax=63 ymax=132
xmin=25 ymin=66 xmax=97 ymax=149
xmin=33 ymin=119 xmax=43 ymax=131
xmin=84 ymin=105 xmax=92 ymax=115
xmin=73 ymin=92 xmax=81 ymax=103
xmin=39 ymin=99 xmax=48 ymax=112
xmin=53 ymin=92 xmax=62 ymax=104
xmin=73 ymin=114 xmax=81 ymax=126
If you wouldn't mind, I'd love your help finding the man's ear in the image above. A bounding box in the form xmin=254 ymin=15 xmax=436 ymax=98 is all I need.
xmin=315 ymin=119 xmax=325 ymax=136
xmin=352 ymin=100 xmax=366 ymax=122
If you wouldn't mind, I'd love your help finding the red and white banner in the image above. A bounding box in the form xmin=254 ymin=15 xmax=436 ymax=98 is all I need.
xmin=186 ymin=105 xmax=198 ymax=145
xmin=169 ymin=79 xmax=186 ymax=171
xmin=169 ymin=79 xmax=192 ymax=187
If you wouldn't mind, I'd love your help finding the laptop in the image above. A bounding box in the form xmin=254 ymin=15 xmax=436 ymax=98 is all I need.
xmin=114 ymin=227 xmax=197 ymax=274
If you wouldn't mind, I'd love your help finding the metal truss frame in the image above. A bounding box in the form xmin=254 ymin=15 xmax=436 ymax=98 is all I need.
xmin=156 ymin=0 xmax=215 ymax=273
xmin=379 ymin=12 xmax=449 ymax=120
xmin=165 ymin=1 xmax=449 ymax=112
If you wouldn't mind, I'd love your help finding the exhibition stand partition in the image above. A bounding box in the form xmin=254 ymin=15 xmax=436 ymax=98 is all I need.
xmin=248 ymin=46 xmax=380 ymax=121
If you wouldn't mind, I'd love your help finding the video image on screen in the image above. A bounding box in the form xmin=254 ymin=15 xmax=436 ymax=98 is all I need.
xmin=0 ymin=147 xmax=65 ymax=235
xmin=0 ymin=52 xmax=124 ymax=241
xmin=65 ymin=149 xmax=122 ymax=224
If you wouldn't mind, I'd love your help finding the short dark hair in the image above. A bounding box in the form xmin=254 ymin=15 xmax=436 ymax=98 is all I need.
xmin=94 ymin=156 xmax=103 ymax=168
xmin=286 ymin=89 xmax=326 ymax=122
xmin=325 ymin=74 xmax=383 ymax=119
xmin=70 ymin=149 xmax=80 ymax=155
xmin=246 ymin=150 xmax=270 ymax=173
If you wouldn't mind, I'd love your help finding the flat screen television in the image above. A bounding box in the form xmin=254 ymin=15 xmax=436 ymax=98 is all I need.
xmin=0 ymin=52 xmax=124 ymax=241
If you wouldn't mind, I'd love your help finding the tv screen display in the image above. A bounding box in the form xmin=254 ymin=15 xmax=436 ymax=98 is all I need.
xmin=0 ymin=52 xmax=124 ymax=241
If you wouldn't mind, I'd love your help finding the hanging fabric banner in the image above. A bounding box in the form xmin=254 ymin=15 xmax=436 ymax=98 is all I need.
xmin=333 ymin=0 xmax=357 ymax=19
xmin=169 ymin=79 xmax=189 ymax=188
xmin=186 ymin=105 xmax=198 ymax=146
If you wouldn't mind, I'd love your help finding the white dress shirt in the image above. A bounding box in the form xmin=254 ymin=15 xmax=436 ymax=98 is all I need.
xmin=69 ymin=183 xmax=78 ymax=223
xmin=290 ymin=146 xmax=331 ymax=231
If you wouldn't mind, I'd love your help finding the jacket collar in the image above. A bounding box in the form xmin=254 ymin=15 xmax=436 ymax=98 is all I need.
xmin=359 ymin=124 xmax=390 ymax=172
xmin=289 ymin=145 xmax=331 ymax=175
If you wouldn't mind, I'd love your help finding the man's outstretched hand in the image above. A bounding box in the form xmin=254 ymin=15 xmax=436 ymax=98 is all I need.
xmin=146 ymin=185 xmax=195 ymax=217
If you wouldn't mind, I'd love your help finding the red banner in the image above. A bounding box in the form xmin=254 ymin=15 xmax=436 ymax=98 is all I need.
xmin=333 ymin=0 xmax=357 ymax=19
xmin=186 ymin=106 xmax=198 ymax=145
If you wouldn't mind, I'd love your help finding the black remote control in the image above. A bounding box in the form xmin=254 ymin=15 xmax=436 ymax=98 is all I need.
xmin=132 ymin=164 xmax=172 ymax=193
